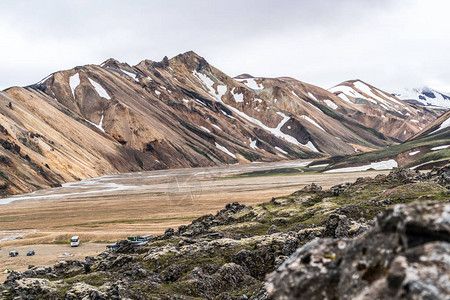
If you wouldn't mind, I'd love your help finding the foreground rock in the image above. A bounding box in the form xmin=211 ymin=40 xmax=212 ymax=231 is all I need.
xmin=1 ymin=167 xmax=448 ymax=299
xmin=266 ymin=201 xmax=450 ymax=299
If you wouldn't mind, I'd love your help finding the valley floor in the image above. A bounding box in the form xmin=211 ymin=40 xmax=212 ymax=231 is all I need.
xmin=0 ymin=160 xmax=389 ymax=278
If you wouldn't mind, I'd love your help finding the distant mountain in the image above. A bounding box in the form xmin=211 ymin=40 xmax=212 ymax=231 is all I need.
xmin=393 ymin=87 xmax=450 ymax=109
xmin=322 ymin=110 xmax=450 ymax=172
xmin=0 ymin=52 xmax=441 ymax=196
xmin=328 ymin=79 xmax=438 ymax=141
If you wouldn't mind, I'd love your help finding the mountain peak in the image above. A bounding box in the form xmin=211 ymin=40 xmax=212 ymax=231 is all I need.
xmin=170 ymin=51 xmax=210 ymax=72
xmin=393 ymin=86 xmax=450 ymax=109
xmin=100 ymin=58 xmax=126 ymax=69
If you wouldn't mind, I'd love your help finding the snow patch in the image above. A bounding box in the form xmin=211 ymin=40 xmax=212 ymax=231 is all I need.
xmin=237 ymin=78 xmax=262 ymax=90
xmin=325 ymin=159 xmax=398 ymax=173
xmin=215 ymin=142 xmax=236 ymax=158
xmin=328 ymin=85 xmax=367 ymax=101
xmin=336 ymin=92 xmax=352 ymax=103
xmin=353 ymin=81 xmax=391 ymax=105
xmin=324 ymin=100 xmax=338 ymax=110
xmin=200 ymin=126 xmax=211 ymax=133
xmin=300 ymin=115 xmax=325 ymax=132
xmin=249 ymin=138 xmax=258 ymax=149
xmin=275 ymin=146 xmax=288 ymax=155
xmin=86 ymin=114 xmax=105 ymax=133
xmin=37 ymin=74 xmax=52 ymax=85
xmin=88 ymin=78 xmax=111 ymax=100
xmin=428 ymin=117 xmax=450 ymax=135
xmin=430 ymin=145 xmax=449 ymax=151
xmin=194 ymin=71 xmax=214 ymax=92
xmin=307 ymin=92 xmax=317 ymax=101
xmin=217 ymin=85 xmax=227 ymax=101
xmin=212 ymin=124 xmax=222 ymax=131
xmin=233 ymin=88 xmax=244 ymax=103
xmin=121 ymin=69 xmax=139 ymax=81
xmin=69 ymin=73 xmax=80 ymax=98
xmin=409 ymin=151 xmax=420 ymax=156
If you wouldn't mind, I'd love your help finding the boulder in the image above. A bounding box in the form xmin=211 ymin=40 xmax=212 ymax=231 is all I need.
xmin=266 ymin=201 xmax=450 ymax=299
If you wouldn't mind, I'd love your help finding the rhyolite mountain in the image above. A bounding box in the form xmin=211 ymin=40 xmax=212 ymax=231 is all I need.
xmin=393 ymin=87 xmax=450 ymax=109
xmin=0 ymin=51 xmax=440 ymax=195
xmin=322 ymin=110 xmax=450 ymax=172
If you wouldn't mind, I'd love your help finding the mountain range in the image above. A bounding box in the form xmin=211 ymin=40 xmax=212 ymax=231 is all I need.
xmin=0 ymin=51 xmax=444 ymax=196
xmin=393 ymin=87 xmax=450 ymax=109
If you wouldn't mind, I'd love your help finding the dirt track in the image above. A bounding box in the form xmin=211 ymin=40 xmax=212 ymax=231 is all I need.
xmin=0 ymin=160 xmax=390 ymax=277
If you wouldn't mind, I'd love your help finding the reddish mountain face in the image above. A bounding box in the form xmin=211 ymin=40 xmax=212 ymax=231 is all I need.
xmin=0 ymin=51 xmax=440 ymax=195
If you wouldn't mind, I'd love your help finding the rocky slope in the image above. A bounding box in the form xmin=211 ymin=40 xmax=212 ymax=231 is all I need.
xmin=328 ymin=80 xmax=438 ymax=141
xmin=267 ymin=198 xmax=450 ymax=299
xmin=393 ymin=87 xmax=450 ymax=109
xmin=0 ymin=51 xmax=439 ymax=196
xmin=322 ymin=110 xmax=450 ymax=172
xmin=1 ymin=166 xmax=448 ymax=299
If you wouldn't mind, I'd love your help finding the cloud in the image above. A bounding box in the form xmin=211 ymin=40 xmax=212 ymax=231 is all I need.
xmin=0 ymin=0 xmax=449 ymax=93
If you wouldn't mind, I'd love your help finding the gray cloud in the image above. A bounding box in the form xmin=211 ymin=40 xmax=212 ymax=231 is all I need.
xmin=1 ymin=0 xmax=449 ymax=92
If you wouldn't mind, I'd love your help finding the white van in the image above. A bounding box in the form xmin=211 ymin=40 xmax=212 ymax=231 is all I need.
xmin=70 ymin=236 xmax=80 ymax=247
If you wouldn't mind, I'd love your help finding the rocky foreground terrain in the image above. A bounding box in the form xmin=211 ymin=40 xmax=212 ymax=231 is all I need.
xmin=1 ymin=166 xmax=449 ymax=299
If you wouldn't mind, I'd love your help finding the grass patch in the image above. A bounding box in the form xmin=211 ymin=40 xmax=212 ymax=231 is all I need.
xmin=225 ymin=167 xmax=308 ymax=178
xmin=326 ymin=130 xmax=450 ymax=170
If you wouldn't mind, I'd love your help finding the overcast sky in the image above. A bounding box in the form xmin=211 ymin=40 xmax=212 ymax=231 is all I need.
xmin=1 ymin=0 xmax=449 ymax=92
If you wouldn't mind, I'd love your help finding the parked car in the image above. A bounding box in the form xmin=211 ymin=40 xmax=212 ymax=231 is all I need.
xmin=106 ymin=242 xmax=117 ymax=251
xmin=127 ymin=234 xmax=152 ymax=243
xmin=70 ymin=236 xmax=80 ymax=247
xmin=27 ymin=250 xmax=35 ymax=256
xmin=9 ymin=250 xmax=18 ymax=257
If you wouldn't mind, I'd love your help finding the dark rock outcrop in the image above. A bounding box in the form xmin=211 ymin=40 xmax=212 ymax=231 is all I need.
xmin=266 ymin=201 xmax=450 ymax=299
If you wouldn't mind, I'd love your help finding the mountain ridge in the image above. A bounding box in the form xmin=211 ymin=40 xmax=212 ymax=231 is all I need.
xmin=393 ymin=86 xmax=450 ymax=109
xmin=0 ymin=51 xmax=441 ymax=196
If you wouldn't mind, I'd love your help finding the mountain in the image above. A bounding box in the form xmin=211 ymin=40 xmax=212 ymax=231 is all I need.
xmin=0 ymin=51 xmax=440 ymax=196
xmin=393 ymin=87 xmax=450 ymax=109
xmin=328 ymin=80 xmax=438 ymax=140
xmin=1 ymin=167 xmax=448 ymax=298
xmin=322 ymin=110 xmax=450 ymax=172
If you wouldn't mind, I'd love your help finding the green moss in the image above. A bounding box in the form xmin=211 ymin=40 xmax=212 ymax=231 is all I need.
xmin=134 ymin=154 xmax=144 ymax=169
xmin=227 ymin=168 xmax=304 ymax=178
xmin=327 ymin=131 xmax=450 ymax=170
xmin=69 ymin=273 xmax=108 ymax=287
xmin=54 ymin=284 xmax=72 ymax=298
xmin=215 ymin=222 xmax=270 ymax=236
